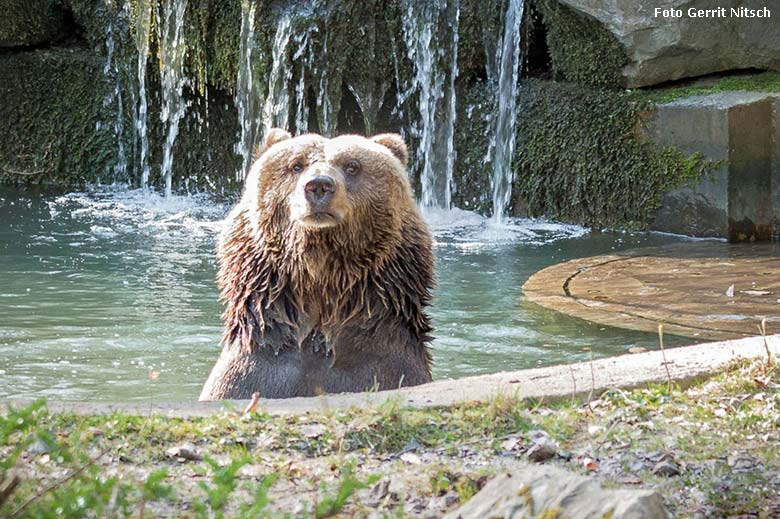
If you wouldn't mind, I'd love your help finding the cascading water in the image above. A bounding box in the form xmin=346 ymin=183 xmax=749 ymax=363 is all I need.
xmin=490 ymin=0 xmax=525 ymax=224
xmin=158 ymin=0 xmax=189 ymax=197
xmin=235 ymin=6 xmax=326 ymax=176
xmin=103 ymin=20 xmax=128 ymax=180
xmin=292 ymin=27 xmax=316 ymax=135
xmin=235 ymin=0 xmax=259 ymax=180
xmin=134 ymin=0 xmax=152 ymax=188
xmin=401 ymin=0 xmax=460 ymax=209
xmin=316 ymin=37 xmax=338 ymax=137
xmin=262 ymin=13 xmax=294 ymax=135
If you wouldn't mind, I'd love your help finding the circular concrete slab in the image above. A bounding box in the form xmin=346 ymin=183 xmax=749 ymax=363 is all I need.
xmin=523 ymin=242 xmax=780 ymax=340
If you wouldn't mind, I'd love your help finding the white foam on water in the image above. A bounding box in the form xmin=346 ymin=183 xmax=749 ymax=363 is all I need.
xmin=422 ymin=206 xmax=588 ymax=248
xmin=48 ymin=184 xmax=229 ymax=240
xmin=46 ymin=184 xmax=588 ymax=256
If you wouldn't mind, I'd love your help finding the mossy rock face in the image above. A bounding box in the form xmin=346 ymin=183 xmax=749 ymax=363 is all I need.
xmin=0 ymin=0 xmax=71 ymax=48
xmin=0 ymin=48 xmax=117 ymax=184
xmin=512 ymin=79 xmax=711 ymax=227
xmin=537 ymin=0 xmax=627 ymax=89
xmin=457 ymin=0 xmax=504 ymax=80
xmin=452 ymin=79 xmax=495 ymax=213
xmin=141 ymin=83 xmax=242 ymax=193
xmin=451 ymin=77 xmax=712 ymax=226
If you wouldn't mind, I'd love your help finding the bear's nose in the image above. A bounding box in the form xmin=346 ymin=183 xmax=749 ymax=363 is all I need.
xmin=304 ymin=176 xmax=336 ymax=205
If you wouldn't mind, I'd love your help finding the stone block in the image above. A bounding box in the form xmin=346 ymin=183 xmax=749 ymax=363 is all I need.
xmin=650 ymin=91 xmax=778 ymax=241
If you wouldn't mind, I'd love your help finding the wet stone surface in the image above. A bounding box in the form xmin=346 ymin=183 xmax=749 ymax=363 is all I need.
xmin=524 ymin=241 xmax=780 ymax=341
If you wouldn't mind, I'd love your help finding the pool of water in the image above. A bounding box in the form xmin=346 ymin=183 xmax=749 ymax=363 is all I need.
xmin=0 ymin=185 xmax=699 ymax=401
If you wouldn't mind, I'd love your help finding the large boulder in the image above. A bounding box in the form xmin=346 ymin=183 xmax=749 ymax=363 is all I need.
xmin=444 ymin=466 xmax=671 ymax=519
xmin=556 ymin=0 xmax=780 ymax=87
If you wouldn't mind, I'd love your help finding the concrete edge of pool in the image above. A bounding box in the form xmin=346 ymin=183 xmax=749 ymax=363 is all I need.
xmin=4 ymin=334 xmax=779 ymax=417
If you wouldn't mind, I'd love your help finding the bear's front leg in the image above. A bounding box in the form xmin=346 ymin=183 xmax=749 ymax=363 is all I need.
xmin=199 ymin=343 xmax=306 ymax=400
xmin=323 ymin=318 xmax=433 ymax=394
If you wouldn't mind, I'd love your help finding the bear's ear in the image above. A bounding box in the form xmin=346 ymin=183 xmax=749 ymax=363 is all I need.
xmin=254 ymin=128 xmax=292 ymax=159
xmin=372 ymin=133 xmax=408 ymax=167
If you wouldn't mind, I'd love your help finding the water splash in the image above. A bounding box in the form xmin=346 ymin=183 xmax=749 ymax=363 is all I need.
xmin=401 ymin=0 xmax=460 ymax=209
xmin=50 ymin=185 xmax=228 ymax=239
xmin=423 ymin=206 xmax=587 ymax=248
xmin=158 ymin=0 xmax=189 ymax=197
xmin=262 ymin=12 xmax=294 ymax=135
xmin=235 ymin=0 xmax=259 ymax=180
xmin=134 ymin=0 xmax=152 ymax=188
xmin=490 ymin=0 xmax=525 ymax=223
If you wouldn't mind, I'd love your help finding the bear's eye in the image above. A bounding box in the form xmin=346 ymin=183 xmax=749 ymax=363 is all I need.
xmin=344 ymin=159 xmax=361 ymax=176
xmin=289 ymin=159 xmax=305 ymax=174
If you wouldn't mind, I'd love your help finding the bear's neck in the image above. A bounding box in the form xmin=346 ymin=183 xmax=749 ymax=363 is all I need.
xmin=281 ymin=228 xmax=399 ymax=332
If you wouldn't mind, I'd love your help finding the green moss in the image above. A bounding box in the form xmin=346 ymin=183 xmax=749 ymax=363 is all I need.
xmin=185 ymin=0 xmax=243 ymax=94
xmin=453 ymin=78 xmax=712 ymax=226
xmin=538 ymin=0 xmax=626 ymax=88
xmin=452 ymin=79 xmax=495 ymax=213
xmin=457 ymin=0 xmax=504 ymax=79
xmin=0 ymin=48 xmax=117 ymax=184
xmin=0 ymin=0 xmax=69 ymax=47
xmin=635 ymin=70 xmax=780 ymax=104
xmin=513 ymin=80 xmax=711 ymax=227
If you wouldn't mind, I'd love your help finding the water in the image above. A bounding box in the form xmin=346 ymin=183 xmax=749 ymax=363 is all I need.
xmin=134 ymin=0 xmax=152 ymax=188
xmin=316 ymin=36 xmax=338 ymax=137
xmin=235 ymin=0 xmax=260 ymax=180
xmin=0 ymin=186 xmax=698 ymax=402
xmin=158 ymin=0 xmax=189 ymax=197
xmin=262 ymin=12 xmax=294 ymax=135
xmin=490 ymin=0 xmax=524 ymax=223
xmin=401 ymin=0 xmax=460 ymax=209
xmin=103 ymin=20 xmax=128 ymax=180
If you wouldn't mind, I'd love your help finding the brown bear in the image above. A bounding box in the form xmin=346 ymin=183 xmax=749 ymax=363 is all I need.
xmin=199 ymin=129 xmax=435 ymax=400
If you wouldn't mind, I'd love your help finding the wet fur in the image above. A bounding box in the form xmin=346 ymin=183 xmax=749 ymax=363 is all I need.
xmin=200 ymin=132 xmax=434 ymax=400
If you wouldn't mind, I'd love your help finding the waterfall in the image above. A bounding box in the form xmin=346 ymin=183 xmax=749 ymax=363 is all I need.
xmin=103 ymin=20 xmax=127 ymax=180
xmin=401 ymin=0 xmax=460 ymax=209
xmin=262 ymin=13 xmax=294 ymax=135
xmin=235 ymin=0 xmax=259 ymax=180
xmin=316 ymin=38 xmax=338 ymax=137
xmin=293 ymin=28 xmax=316 ymax=135
xmin=158 ymin=0 xmax=189 ymax=197
xmin=235 ymin=7 xmax=325 ymax=177
xmin=490 ymin=0 xmax=524 ymax=223
xmin=134 ymin=0 xmax=152 ymax=188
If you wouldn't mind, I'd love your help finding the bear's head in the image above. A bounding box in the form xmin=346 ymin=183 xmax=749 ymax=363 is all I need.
xmin=242 ymin=129 xmax=414 ymax=260
xmin=219 ymin=129 xmax=433 ymax=354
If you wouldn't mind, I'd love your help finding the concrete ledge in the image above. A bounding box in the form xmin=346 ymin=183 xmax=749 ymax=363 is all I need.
xmin=4 ymin=334 xmax=778 ymax=417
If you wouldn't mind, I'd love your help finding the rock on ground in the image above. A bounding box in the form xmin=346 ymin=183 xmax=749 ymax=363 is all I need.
xmin=444 ymin=464 xmax=671 ymax=519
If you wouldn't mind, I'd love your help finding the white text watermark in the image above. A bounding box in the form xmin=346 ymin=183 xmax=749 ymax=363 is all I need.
xmin=654 ymin=6 xmax=771 ymax=18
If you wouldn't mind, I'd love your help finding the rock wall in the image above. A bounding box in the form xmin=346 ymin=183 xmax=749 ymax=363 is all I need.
xmin=0 ymin=48 xmax=116 ymax=184
xmin=557 ymin=0 xmax=780 ymax=88
xmin=0 ymin=0 xmax=70 ymax=48
xmin=0 ymin=0 xmax=772 ymax=233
